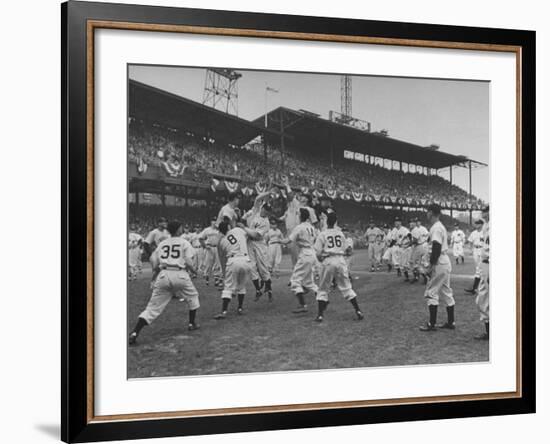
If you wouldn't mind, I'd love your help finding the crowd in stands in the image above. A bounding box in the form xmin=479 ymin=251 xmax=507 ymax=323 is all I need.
xmin=128 ymin=120 xmax=484 ymax=208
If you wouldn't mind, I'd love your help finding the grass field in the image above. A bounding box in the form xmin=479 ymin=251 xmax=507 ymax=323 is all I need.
xmin=128 ymin=251 xmax=488 ymax=379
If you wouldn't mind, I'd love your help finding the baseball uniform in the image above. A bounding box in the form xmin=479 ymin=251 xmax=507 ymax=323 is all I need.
xmin=139 ymin=236 xmax=200 ymax=325
xmin=267 ymin=227 xmax=283 ymax=276
xmin=288 ymin=221 xmax=318 ymax=295
xmin=314 ymin=227 xmax=356 ymax=302
xmin=218 ymin=227 xmax=252 ymax=300
xmin=424 ymin=221 xmax=455 ymax=307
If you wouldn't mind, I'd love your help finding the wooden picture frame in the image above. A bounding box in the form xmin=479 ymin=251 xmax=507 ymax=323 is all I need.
xmin=62 ymin=1 xmax=536 ymax=442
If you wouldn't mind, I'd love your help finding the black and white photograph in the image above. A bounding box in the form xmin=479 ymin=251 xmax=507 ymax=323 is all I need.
xmin=127 ymin=65 xmax=491 ymax=378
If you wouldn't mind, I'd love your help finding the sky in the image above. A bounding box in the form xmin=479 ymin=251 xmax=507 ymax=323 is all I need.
xmin=129 ymin=65 xmax=490 ymax=201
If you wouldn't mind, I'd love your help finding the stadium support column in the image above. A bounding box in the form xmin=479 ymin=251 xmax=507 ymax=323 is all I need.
xmin=468 ymin=160 xmax=473 ymax=225
xmin=449 ymin=165 xmax=453 ymax=220
xmin=279 ymin=108 xmax=285 ymax=169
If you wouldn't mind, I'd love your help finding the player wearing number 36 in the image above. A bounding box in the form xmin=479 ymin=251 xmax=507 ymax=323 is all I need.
xmin=129 ymin=221 xmax=201 ymax=345
xmin=313 ymin=212 xmax=364 ymax=322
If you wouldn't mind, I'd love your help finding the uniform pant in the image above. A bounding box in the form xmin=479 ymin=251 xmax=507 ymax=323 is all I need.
xmin=453 ymin=242 xmax=464 ymax=258
xmin=221 ymin=257 xmax=252 ymax=300
xmin=289 ymin=242 xmax=299 ymax=267
xmin=476 ymin=261 xmax=490 ymax=321
xmin=140 ymin=269 xmax=200 ymax=324
xmin=367 ymin=243 xmax=377 ymax=266
xmin=290 ymin=252 xmax=319 ymax=295
xmin=411 ymin=243 xmax=428 ymax=273
xmin=203 ymin=246 xmax=222 ymax=280
xmin=424 ymin=259 xmax=455 ymax=307
xmin=317 ymin=256 xmax=356 ymax=302
xmin=194 ymin=246 xmax=205 ymax=274
xmin=373 ymin=243 xmax=384 ymax=266
xmin=400 ymin=247 xmax=412 ymax=270
xmin=249 ymin=241 xmax=271 ymax=282
xmin=129 ymin=247 xmax=142 ymax=278
xmin=473 ymin=248 xmax=482 ymax=278
xmin=267 ymin=243 xmax=282 ymax=275
xmin=382 ymin=245 xmax=400 ymax=266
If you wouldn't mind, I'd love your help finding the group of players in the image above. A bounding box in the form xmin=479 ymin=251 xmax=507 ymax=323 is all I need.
xmin=128 ymin=181 xmax=491 ymax=346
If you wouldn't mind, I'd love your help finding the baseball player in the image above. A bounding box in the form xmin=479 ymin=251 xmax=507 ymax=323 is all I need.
xmin=392 ymin=217 xmax=410 ymax=277
xmin=216 ymin=192 xmax=240 ymax=226
xmin=420 ymin=204 xmax=456 ymax=332
xmin=410 ymin=218 xmax=429 ymax=284
xmin=372 ymin=227 xmax=386 ymax=271
xmin=382 ymin=224 xmax=395 ymax=272
xmin=143 ymin=217 xmax=169 ymax=257
xmin=242 ymin=191 xmax=273 ymax=301
xmin=474 ymin=206 xmax=490 ymax=340
xmin=364 ymin=221 xmax=384 ymax=272
xmin=341 ymin=225 xmax=355 ymax=276
xmin=266 ymin=218 xmax=284 ymax=278
xmin=314 ymin=213 xmax=364 ymax=322
xmin=213 ymin=219 xmax=253 ymax=319
xmin=281 ymin=208 xmax=318 ymax=313
xmin=450 ymin=223 xmax=466 ymax=265
xmin=400 ymin=220 xmax=415 ymax=282
xmin=128 ymin=221 xmax=200 ymax=345
xmin=128 ymin=224 xmax=143 ymax=280
xmin=464 ymin=219 xmax=485 ymax=294
xmin=199 ymin=218 xmax=223 ymax=287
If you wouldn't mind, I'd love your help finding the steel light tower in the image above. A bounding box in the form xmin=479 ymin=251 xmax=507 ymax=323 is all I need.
xmin=202 ymin=68 xmax=242 ymax=115
xmin=341 ymin=75 xmax=352 ymax=120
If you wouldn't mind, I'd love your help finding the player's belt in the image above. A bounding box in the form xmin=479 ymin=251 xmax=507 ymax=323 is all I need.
xmin=474 ymin=245 xmax=483 ymax=249
xmin=206 ymin=244 xmax=216 ymax=247
xmin=269 ymin=241 xmax=281 ymax=245
xmin=229 ymin=253 xmax=248 ymax=258
xmin=482 ymin=259 xmax=489 ymax=264
xmin=160 ymin=264 xmax=185 ymax=270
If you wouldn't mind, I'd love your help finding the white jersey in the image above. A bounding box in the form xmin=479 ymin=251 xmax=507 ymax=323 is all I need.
xmin=129 ymin=232 xmax=142 ymax=250
xmin=219 ymin=227 xmax=249 ymax=258
xmin=468 ymin=230 xmax=484 ymax=249
xmin=451 ymin=229 xmax=465 ymax=245
xmin=365 ymin=227 xmax=383 ymax=243
xmin=389 ymin=226 xmax=409 ymax=246
xmin=145 ymin=227 xmax=169 ymax=246
xmin=283 ymin=197 xmax=301 ymax=232
xmin=246 ymin=208 xmax=270 ymax=243
xmin=429 ymin=221 xmax=450 ymax=265
xmin=345 ymin=236 xmax=354 ymax=256
xmin=151 ymin=236 xmax=194 ymax=270
xmin=288 ymin=222 xmax=316 ymax=256
xmin=412 ymin=225 xmax=429 ymax=244
xmin=481 ymin=222 xmax=490 ymax=261
xmin=199 ymin=226 xmax=221 ymax=247
xmin=267 ymin=228 xmax=283 ymax=245
xmin=315 ymin=227 xmax=347 ymax=257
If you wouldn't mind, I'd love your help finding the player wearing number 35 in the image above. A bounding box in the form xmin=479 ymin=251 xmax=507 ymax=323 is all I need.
xmin=129 ymin=221 xmax=201 ymax=345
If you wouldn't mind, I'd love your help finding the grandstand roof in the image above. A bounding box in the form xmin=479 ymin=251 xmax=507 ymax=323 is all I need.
xmin=253 ymin=107 xmax=486 ymax=170
xmin=129 ymin=80 xmax=280 ymax=146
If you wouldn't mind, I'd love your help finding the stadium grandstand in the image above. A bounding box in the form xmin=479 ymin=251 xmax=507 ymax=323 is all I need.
xmin=128 ymin=79 xmax=486 ymax=241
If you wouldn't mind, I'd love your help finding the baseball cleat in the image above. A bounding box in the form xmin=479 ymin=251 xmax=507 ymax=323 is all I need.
xmin=237 ymin=307 xmax=244 ymax=315
xmin=437 ymin=322 xmax=456 ymax=330
xmin=292 ymin=305 xmax=308 ymax=314
xmin=188 ymin=323 xmax=200 ymax=331
xmin=419 ymin=323 xmax=437 ymax=332
xmin=254 ymin=290 xmax=262 ymax=301
xmin=128 ymin=332 xmax=138 ymax=345
xmin=464 ymin=288 xmax=476 ymax=294
xmin=213 ymin=312 xmax=227 ymax=320
xmin=474 ymin=332 xmax=489 ymax=340
xmin=314 ymin=315 xmax=324 ymax=322
xmin=356 ymin=311 xmax=364 ymax=321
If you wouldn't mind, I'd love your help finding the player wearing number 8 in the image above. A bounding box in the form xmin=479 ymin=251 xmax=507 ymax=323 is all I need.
xmin=313 ymin=212 xmax=364 ymax=322
xmin=129 ymin=221 xmax=201 ymax=345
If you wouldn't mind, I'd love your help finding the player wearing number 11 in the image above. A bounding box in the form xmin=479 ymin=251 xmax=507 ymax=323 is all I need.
xmin=129 ymin=221 xmax=201 ymax=345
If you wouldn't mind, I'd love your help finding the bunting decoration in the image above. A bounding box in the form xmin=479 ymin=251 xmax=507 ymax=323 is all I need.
xmin=312 ymin=189 xmax=323 ymax=198
xmin=241 ymin=186 xmax=254 ymax=197
xmin=162 ymin=161 xmax=185 ymax=177
xmin=224 ymin=181 xmax=239 ymax=193
xmin=210 ymin=178 xmax=220 ymax=192
xmin=255 ymin=182 xmax=267 ymax=194
xmin=341 ymin=192 xmax=351 ymax=201
xmin=352 ymin=191 xmax=363 ymax=202
xmin=325 ymin=189 xmax=337 ymax=199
